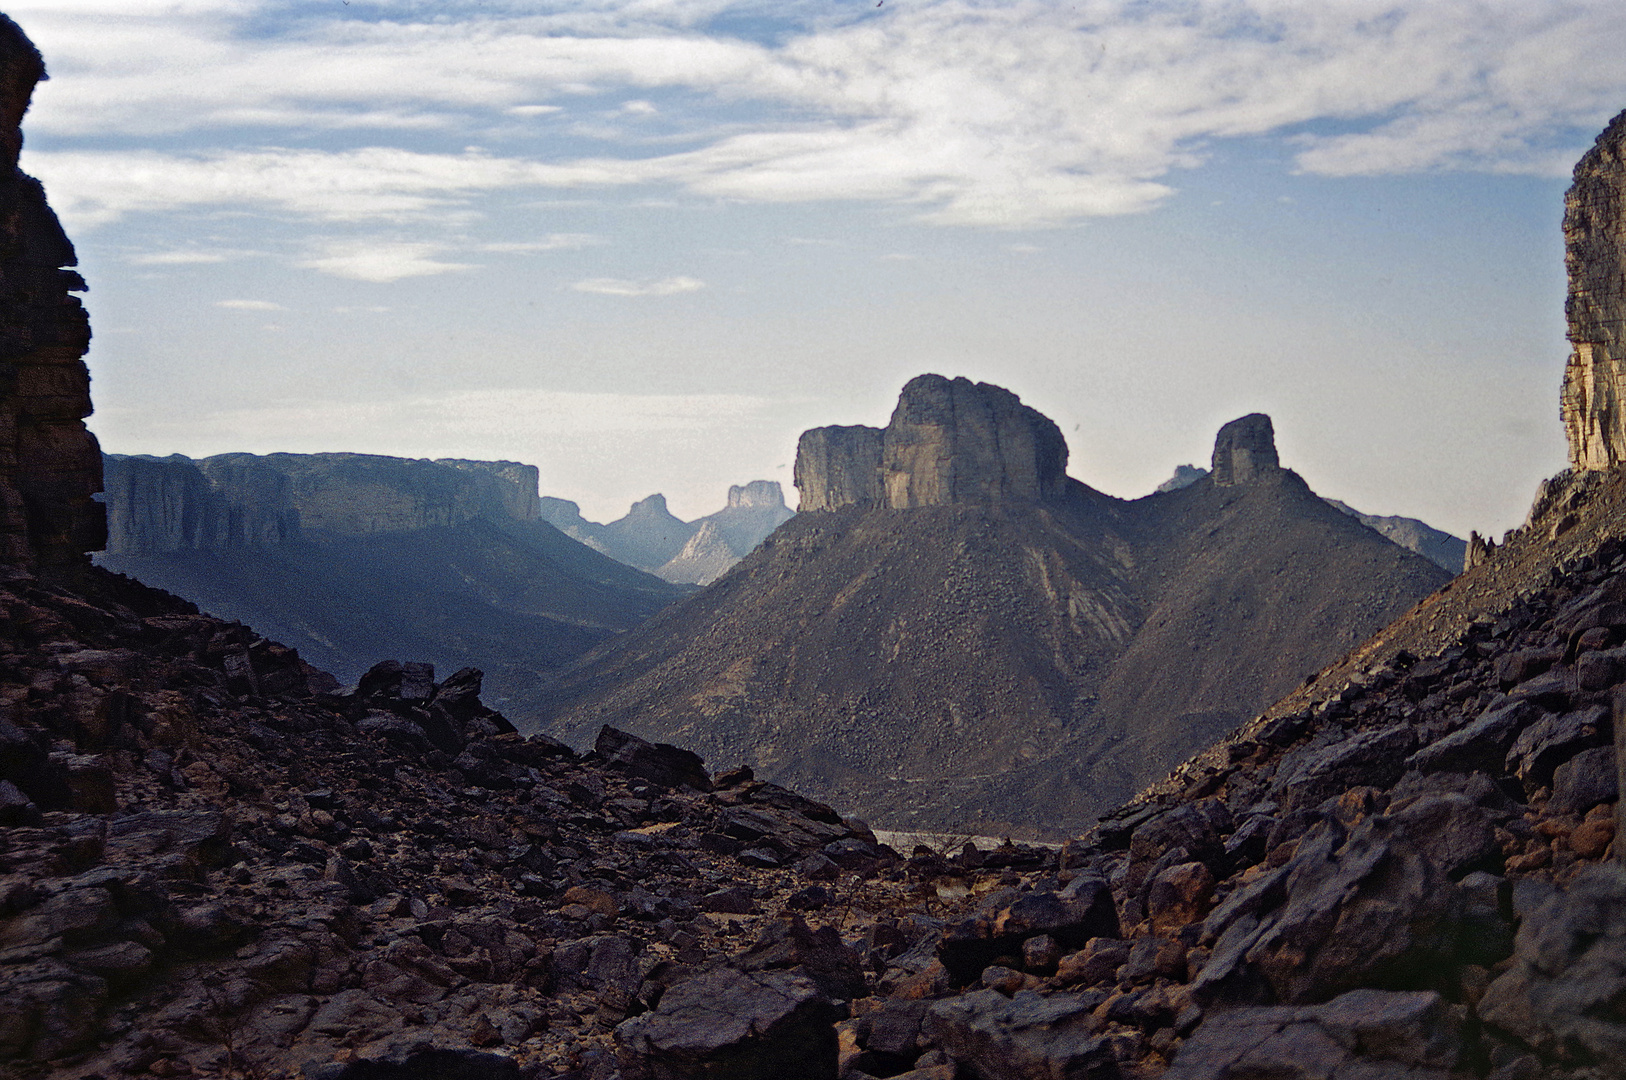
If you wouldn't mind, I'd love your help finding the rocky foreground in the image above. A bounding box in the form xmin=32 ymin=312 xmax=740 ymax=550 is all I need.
xmin=4 ymin=487 xmax=1626 ymax=1079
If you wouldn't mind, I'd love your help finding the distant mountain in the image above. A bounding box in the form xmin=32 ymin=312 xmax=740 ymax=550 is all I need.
xmin=539 ymin=480 xmax=794 ymax=585
xmin=1151 ymin=464 xmax=1466 ymax=573
xmin=1324 ymin=499 xmax=1467 ymax=573
xmin=95 ymin=452 xmax=685 ymax=721
xmin=539 ymin=377 xmax=1451 ymax=837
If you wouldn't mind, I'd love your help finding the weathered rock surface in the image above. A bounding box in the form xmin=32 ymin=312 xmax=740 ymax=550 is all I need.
xmin=544 ymin=388 xmax=1449 ymax=836
xmin=795 ymin=375 xmax=1066 ymax=512
xmin=1210 ymin=413 xmax=1279 ymax=487
xmin=0 ymin=16 xmax=102 ymax=569
xmin=1563 ymin=106 xmax=1626 ymax=472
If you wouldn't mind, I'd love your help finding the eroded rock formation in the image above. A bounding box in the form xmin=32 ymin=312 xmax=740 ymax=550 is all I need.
xmin=0 ymin=16 xmax=102 ymax=569
xmin=1209 ymin=412 xmax=1279 ymax=486
xmin=795 ymin=375 xmax=1066 ymax=512
xmin=1562 ymin=107 xmax=1626 ymax=471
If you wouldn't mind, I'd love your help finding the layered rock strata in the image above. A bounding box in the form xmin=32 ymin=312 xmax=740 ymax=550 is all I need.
xmin=1562 ymin=106 xmax=1626 ymax=471
xmin=0 ymin=17 xmax=102 ymax=569
xmin=1209 ymin=412 xmax=1279 ymax=486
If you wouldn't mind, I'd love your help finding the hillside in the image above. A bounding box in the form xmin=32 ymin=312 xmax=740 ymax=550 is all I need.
xmin=541 ymin=387 xmax=1450 ymax=836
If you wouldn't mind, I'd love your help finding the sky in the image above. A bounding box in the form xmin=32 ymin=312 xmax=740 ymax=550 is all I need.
xmin=9 ymin=0 xmax=1626 ymax=535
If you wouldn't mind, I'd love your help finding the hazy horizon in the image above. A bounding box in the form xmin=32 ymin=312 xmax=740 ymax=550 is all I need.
xmin=16 ymin=1 xmax=1626 ymax=532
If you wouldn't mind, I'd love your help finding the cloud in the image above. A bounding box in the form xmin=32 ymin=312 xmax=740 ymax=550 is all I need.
xmin=18 ymin=2 xmax=1626 ymax=229
xmin=570 ymin=275 xmax=705 ymax=296
xmin=130 ymin=250 xmax=235 ymax=265
xmin=482 ymin=233 xmax=602 ymax=253
xmin=214 ymin=298 xmax=283 ymax=310
xmin=299 ymin=240 xmax=477 ymax=282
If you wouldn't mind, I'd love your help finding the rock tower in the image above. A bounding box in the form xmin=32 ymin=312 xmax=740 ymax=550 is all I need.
xmin=0 ymin=16 xmax=103 ymax=568
xmin=1562 ymin=107 xmax=1626 ymax=471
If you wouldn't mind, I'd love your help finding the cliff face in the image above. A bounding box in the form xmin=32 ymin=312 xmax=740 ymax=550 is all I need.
xmin=102 ymin=451 xmax=544 ymax=553
xmin=793 ymin=375 xmax=1066 ymax=512
xmin=0 ymin=17 xmax=102 ymax=569
xmin=1562 ymin=107 xmax=1626 ymax=471
xmin=793 ymin=425 xmax=884 ymax=512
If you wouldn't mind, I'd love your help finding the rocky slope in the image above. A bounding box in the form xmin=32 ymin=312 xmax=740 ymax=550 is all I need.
xmin=539 ymin=481 xmax=794 ymax=586
xmin=1152 ymin=466 xmax=1466 ymax=573
xmin=5 ymin=21 xmax=1626 ymax=1078
xmin=96 ymin=453 xmax=685 ymax=719
xmin=540 ymin=379 xmax=1450 ymax=837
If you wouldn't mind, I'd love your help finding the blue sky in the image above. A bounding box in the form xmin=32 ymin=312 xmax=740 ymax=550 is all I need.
xmin=10 ymin=0 xmax=1624 ymax=534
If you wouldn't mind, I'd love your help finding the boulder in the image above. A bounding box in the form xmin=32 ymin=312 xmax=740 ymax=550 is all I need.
xmin=923 ymin=989 xmax=1117 ymax=1080
xmin=1167 ymin=989 xmax=1461 ymax=1079
xmin=937 ymin=881 xmax=1119 ymax=984
xmin=615 ymin=967 xmax=841 ymax=1080
xmin=596 ymin=726 xmax=712 ymax=792
xmin=1479 ymin=864 xmax=1626 ymax=1074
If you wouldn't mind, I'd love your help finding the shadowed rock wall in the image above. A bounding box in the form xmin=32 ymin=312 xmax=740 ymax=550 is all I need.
xmin=0 ymin=16 xmax=102 ymax=569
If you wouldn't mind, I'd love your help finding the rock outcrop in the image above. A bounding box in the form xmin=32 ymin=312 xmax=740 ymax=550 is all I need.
xmin=1209 ymin=413 xmax=1279 ymax=486
xmin=1562 ymin=106 xmax=1626 ymax=471
xmin=0 ymin=16 xmax=102 ymax=569
xmin=542 ymin=387 xmax=1451 ymax=836
xmin=794 ymin=375 xmax=1067 ymax=512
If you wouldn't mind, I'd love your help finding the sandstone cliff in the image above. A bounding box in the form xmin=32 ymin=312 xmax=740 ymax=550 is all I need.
xmin=0 ymin=16 xmax=102 ymax=569
xmin=1562 ymin=106 xmax=1626 ymax=471
xmin=795 ymin=375 xmax=1067 ymax=512
xmin=542 ymin=385 xmax=1451 ymax=835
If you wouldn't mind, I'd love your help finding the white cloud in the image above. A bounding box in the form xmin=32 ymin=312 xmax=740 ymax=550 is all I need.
xmin=17 ymin=1 xmax=1626 ymax=228
xmin=130 ymin=250 xmax=233 ymax=265
xmin=482 ymin=233 xmax=602 ymax=253
xmin=299 ymin=240 xmax=476 ymax=282
xmin=570 ymin=275 xmax=706 ymax=296
xmin=214 ymin=298 xmax=282 ymax=310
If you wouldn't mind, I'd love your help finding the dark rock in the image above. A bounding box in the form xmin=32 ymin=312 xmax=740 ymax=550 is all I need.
xmin=923 ymin=989 xmax=1117 ymax=1080
xmin=615 ymin=967 xmax=841 ymax=1080
xmin=1548 ymin=745 xmax=1618 ymax=814
xmin=938 ymin=882 xmax=1119 ymax=984
xmin=1407 ymin=699 xmax=1542 ymax=775
xmin=596 ymin=726 xmax=712 ymax=792
xmin=1479 ymin=864 xmax=1626 ymax=1073
xmin=1506 ymin=705 xmax=1606 ymax=791
xmin=1167 ymin=989 xmax=1461 ymax=1079
xmin=314 ymin=1048 xmax=522 ymax=1079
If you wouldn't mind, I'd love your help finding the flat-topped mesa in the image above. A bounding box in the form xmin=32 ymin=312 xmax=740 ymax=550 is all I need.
xmin=0 ymin=17 xmax=103 ymax=568
xmin=727 ymin=479 xmax=785 ymax=510
xmin=1211 ymin=412 xmax=1280 ymax=486
xmin=1562 ymin=107 xmax=1626 ymax=471
xmin=794 ymin=375 xmax=1067 ymax=512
